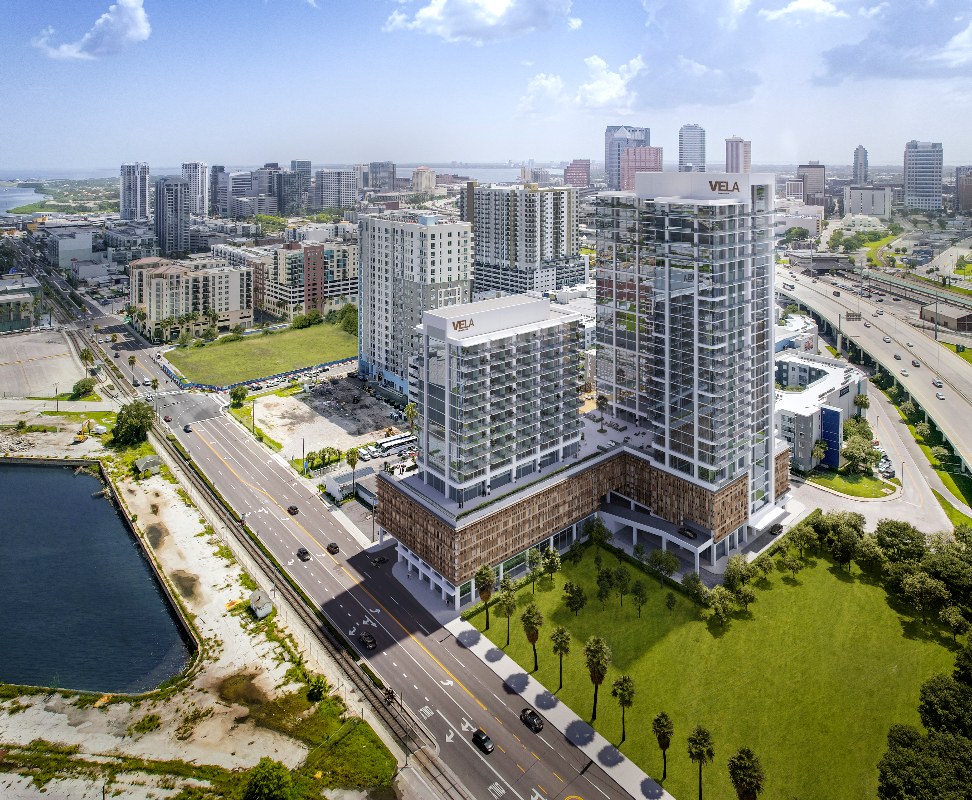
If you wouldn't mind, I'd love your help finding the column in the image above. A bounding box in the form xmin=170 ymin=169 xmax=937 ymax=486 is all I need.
xmin=661 ymin=534 xmax=667 ymax=552
xmin=710 ymin=543 xmax=717 ymax=566
xmin=694 ymin=550 xmax=700 ymax=573
xmin=498 ymin=561 xmax=504 ymax=581
xmin=571 ymin=523 xmax=578 ymax=544
xmin=632 ymin=527 xmax=638 ymax=548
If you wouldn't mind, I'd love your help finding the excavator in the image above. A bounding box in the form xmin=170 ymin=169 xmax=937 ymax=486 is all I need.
xmin=74 ymin=419 xmax=94 ymax=443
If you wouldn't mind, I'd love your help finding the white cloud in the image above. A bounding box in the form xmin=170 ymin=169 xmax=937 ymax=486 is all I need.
xmin=32 ymin=0 xmax=150 ymax=60
xmin=382 ymin=0 xmax=573 ymax=44
xmin=576 ymin=54 xmax=645 ymax=111
xmin=517 ymin=72 xmax=567 ymax=113
xmin=931 ymin=20 xmax=972 ymax=67
xmin=758 ymin=0 xmax=848 ymax=22
xmin=567 ymin=16 xmax=582 ymax=29
xmin=858 ymin=3 xmax=887 ymax=18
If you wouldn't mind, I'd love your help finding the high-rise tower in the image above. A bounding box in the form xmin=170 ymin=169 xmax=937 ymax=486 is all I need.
xmin=852 ymin=145 xmax=868 ymax=185
xmin=904 ymin=140 xmax=943 ymax=211
xmin=725 ymin=136 xmax=751 ymax=173
xmin=120 ymin=162 xmax=150 ymax=221
xmin=181 ymin=162 xmax=209 ymax=218
xmin=154 ymin=176 xmax=190 ymax=258
xmin=678 ymin=124 xmax=706 ymax=172
xmin=604 ymin=126 xmax=650 ymax=190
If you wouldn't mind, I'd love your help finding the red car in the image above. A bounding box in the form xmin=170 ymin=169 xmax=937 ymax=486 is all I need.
xmin=163 ymin=415 xmax=172 ymax=422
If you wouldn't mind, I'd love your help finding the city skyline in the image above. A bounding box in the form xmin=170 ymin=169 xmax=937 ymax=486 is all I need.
xmin=2 ymin=0 xmax=971 ymax=168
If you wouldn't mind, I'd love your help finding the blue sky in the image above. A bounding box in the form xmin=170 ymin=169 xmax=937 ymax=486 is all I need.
xmin=1 ymin=0 xmax=971 ymax=170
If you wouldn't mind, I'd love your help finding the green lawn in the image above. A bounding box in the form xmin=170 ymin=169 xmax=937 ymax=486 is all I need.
xmin=807 ymin=468 xmax=893 ymax=497
xmin=824 ymin=344 xmax=840 ymax=358
xmin=467 ymin=546 xmax=956 ymax=800
xmin=931 ymin=488 xmax=972 ymax=528
xmin=166 ymin=325 xmax=356 ymax=386
xmin=943 ymin=341 xmax=972 ymax=366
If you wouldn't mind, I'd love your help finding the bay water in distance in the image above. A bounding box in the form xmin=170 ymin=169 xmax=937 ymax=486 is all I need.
xmin=0 ymin=186 xmax=48 ymax=213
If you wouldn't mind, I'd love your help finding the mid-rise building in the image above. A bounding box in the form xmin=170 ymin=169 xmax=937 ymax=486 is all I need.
xmin=181 ymin=162 xmax=209 ymax=218
xmin=853 ymin=145 xmax=868 ymax=185
xmin=620 ymin=146 xmax=663 ymax=190
xmin=208 ymin=166 xmax=225 ymax=217
xmin=358 ymin=211 xmax=473 ymax=397
xmin=369 ymin=161 xmax=396 ymax=191
xmin=253 ymin=164 xmax=281 ymax=197
xmin=678 ymin=124 xmax=706 ymax=172
xmin=955 ymin=166 xmax=972 ymax=212
xmin=154 ymin=176 xmax=190 ymax=258
xmin=904 ymin=140 xmax=943 ymax=211
xmin=45 ymin=226 xmax=99 ymax=269
xmin=411 ymin=167 xmax=437 ymax=193
xmin=844 ymin=186 xmax=893 ymax=218
xmin=315 ymin=169 xmax=358 ymax=210
xmin=604 ymin=125 xmax=650 ymax=190
xmin=563 ymin=159 xmax=591 ymax=187
xmin=104 ymin=223 xmax=159 ymax=264
xmin=276 ymin=171 xmax=303 ymax=216
xmin=725 ymin=136 xmax=751 ymax=173
xmin=463 ymin=184 xmax=585 ymax=295
xmin=120 ymin=162 xmax=150 ymax=221
xmin=784 ymin=179 xmax=805 ymax=201
xmin=303 ymin=241 xmax=358 ymax=315
xmin=796 ymin=161 xmax=826 ymax=206
xmin=265 ymin=242 xmax=306 ymax=319
xmin=0 ymin=274 xmax=41 ymax=333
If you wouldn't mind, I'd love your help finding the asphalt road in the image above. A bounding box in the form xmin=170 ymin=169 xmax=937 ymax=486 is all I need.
xmin=779 ymin=266 xmax=972 ymax=467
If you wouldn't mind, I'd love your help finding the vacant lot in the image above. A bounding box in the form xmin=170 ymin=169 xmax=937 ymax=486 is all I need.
xmin=467 ymin=545 xmax=954 ymax=800
xmin=166 ymin=325 xmax=357 ymax=386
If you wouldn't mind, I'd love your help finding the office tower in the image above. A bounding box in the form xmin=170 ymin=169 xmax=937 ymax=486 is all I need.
xmin=253 ymin=164 xmax=281 ymax=197
xmin=678 ymin=124 xmax=706 ymax=172
xmin=596 ymin=171 xmax=780 ymax=560
xmin=120 ymin=162 xmax=150 ymax=221
xmin=604 ymin=125 xmax=650 ymax=189
xmin=291 ymin=159 xmax=312 ymax=208
xmin=276 ymin=170 xmax=303 ymax=216
xmin=369 ymin=161 xmax=396 ymax=191
xmin=463 ymin=184 xmax=585 ymax=294
xmin=904 ymin=140 xmax=944 ymax=211
xmin=358 ymin=211 xmax=472 ymax=396
xmin=956 ymin=166 xmax=972 ymax=213
xmin=410 ymin=295 xmax=583 ymax=506
xmin=563 ymin=159 xmax=591 ymax=187
xmin=796 ymin=161 xmax=826 ymax=206
xmin=315 ymin=169 xmax=358 ymax=210
xmin=853 ymin=145 xmax=868 ymax=185
xmin=411 ymin=166 xmax=437 ymax=193
xmin=222 ymin=171 xmax=254 ymax=217
xmin=725 ymin=136 xmax=751 ymax=173
xmin=354 ymin=164 xmax=369 ymax=191
xmin=620 ymin=146 xmax=663 ymax=190
xmin=181 ymin=162 xmax=209 ymax=218
xmin=153 ymin=176 xmax=190 ymax=257
xmin=208 ymin=166 xmax=225 ymax=217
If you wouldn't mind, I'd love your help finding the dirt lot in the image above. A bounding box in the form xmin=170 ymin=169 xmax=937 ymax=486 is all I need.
xmin=0 ymin=329 xmax=86 ymax=399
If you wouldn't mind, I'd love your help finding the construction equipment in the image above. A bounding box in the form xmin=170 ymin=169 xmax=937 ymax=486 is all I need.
xmin=75 ymin=419 xmax=93 ymax=443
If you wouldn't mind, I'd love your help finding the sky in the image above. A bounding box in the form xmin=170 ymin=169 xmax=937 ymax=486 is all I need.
xmin=1 ymin=0 xmax=971 ymax=170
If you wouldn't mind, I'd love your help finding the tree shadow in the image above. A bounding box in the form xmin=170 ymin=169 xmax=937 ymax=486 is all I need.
xmin=503 ymin=673 xmax=529 ymax=695
xmin=455 ymin=629 xmax=481 ymax=649
xmin=640 ymin=777 xmax=667 ymax=798
xmin=534 ymin=690 xmax=558 ymax=711
xmin=484 ymin=647 xmax=504 ymax=663
xmin=598 ymin=743 xmax=625 ymax=767
xmin=827 ymin=565 xmax=855 ymax=583
xmin=565 ymin=719 xmax=596 ymax=747
xmin=704 ymin=616 xmax=730 ymax=638
xmin=780 ymin=575 xmax=802 ymax=586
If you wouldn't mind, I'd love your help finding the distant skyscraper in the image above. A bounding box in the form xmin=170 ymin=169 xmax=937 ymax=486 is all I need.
xmin=315 ymin=169 xmax=358 ymax=209
xmin=368 ymin=161 xmax=396 ymax=191
xmin=853 ymin=145 xmax=868 ymax=185
xmin=181 ymin=162 xmax=208 ymax=219
xmin=276 ymin=171 xmax=303 ymax=216
xmin=120 ymin=162 xmax=150 ymax=221
xmin=154 ymin=176 xmax=190 ymax=257
xmin=208 ymin=165 xmax=225 ymax=217
xmin=956 ymin=166 xmax=972 ymax=213
xmin=725 ymin=137 xmax=751 ymax=173
xmin=678 ymin=124 xmax=706 ymax=172
xmin=904 ymin=140 xmax=944 ymax=211
xmin=797 ymin=161 xmax=826 ymax=206
xmin=604 ymin=125 xmax=650 ymax=190
xmin=291 ymin=160 xmax=312 ymax=208
xmin=620 ymin=146 xmax=663 ymax=190
xmin=563 ymin=159 xmax=591 ymax=187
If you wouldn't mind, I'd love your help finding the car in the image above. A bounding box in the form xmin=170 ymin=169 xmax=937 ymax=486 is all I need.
xmin=901 ymin=369 xmax=909 ymax=377
xmin=520 ymin=708 xmax=544 ymax=732
xmin=114 ymin=352 xmax=120 ymax=358
xmin=933 ymin=379 xmax=944 ymax=388
xmin=163 ymin=415 xmax=172 ymax=422
xmin=371 ymin=555 xmax=388 ymax=567
xmin=327 ymin=542 xmax=340 ymax=555
xmin=296 ymin=547 xmax=310 ymax=561
xmin=907 ymin=341 xmax=914 ymax=347
xmin=864 ymin=321 xmax=871 ymax=328
xmin=132 ymin=379 xmax=140 ymax=387
xmin=833 ymin=290 xmax=841 ymax=297
xmin=883 ymin=336 xmax=892 ymax=343
xmin=937 ymin=392 xmax=946 ymax=400
xmin=183 ymin=424 xmax=192 ymax=433
xmin=877 ymin=309 xmax=884 ymax=315
xmin=472 ymin=729 xmax=495 ymax=754
xmin=872 ymin=312 xmax=879 ymax=317
xmin=893 ymin=296 xmax=901 ymax=301
xmin=911 ymin=360 xmax=920 ymax=368
xmin=287 ymin=505 xmax=299 ymax=515
xmin=358 ymin=631 xmax=377 ymax=650
xmin=894 ymin=353 xmax=902 ymax=360
xmin=876 ymin=297 xmax=884 ymax=302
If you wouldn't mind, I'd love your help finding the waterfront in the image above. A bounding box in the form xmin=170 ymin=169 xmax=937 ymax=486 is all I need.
xmin=0 ymin=186 xmax=48 ymax=213
xmin=0 ymin=462 xmax=192 ymax=693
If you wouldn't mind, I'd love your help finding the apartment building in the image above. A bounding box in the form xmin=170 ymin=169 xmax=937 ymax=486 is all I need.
xmin=181 ymin=162 xmax=209 ymax=218
xmin=725 ymin=136 xmax=751 ymax=173
xmin=796 ymin=161 xmax=826 ymax=207
xmin=315 ymin=169 xmax=358 ymax=210
xmin=563 ymin=159 xmax=591 ymax=187
xmin=411 ymin=167 xmax=437 ymax=193
xmin=120 ymin=162 xmax=150 ymax=221
xmin=303 ymin=241 xmax=358 ymax=315
xmin=369 ymin=161 xmax=396 ymax=191
xmin=154 ymin=176 xmax=190 ymax=258
xmin=853 ymin=145 xmax=868 ymax=185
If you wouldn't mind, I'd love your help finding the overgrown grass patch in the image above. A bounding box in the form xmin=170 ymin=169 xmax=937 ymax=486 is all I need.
xmin=807 ymin=468 xmax=893 ymax=498
xmin=228 ymin=403 xmax=283 ymax=451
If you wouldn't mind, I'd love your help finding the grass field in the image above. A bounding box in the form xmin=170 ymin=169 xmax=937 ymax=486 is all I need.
xmin=467 ymin=545 xmax=956 ymax=800
xmin=943 ymin=341 xmax=972 ymax=366
xmin=807 ymin=468 xmax=893 ymax=497
xmin=931 ymin=488 xmax=972 ymax=528
xmin=166 ymin=325 xmax=356 ymax=386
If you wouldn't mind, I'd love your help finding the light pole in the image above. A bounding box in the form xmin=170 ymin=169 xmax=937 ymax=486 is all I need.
xmin=54 ymin=383 xmax=58 ymax=413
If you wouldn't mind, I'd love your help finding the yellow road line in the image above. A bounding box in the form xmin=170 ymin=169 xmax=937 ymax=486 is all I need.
xmin=553 ymin=771 xmax=564 ymax=783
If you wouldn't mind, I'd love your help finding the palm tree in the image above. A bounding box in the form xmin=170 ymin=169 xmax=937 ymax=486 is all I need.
xmin=496 ymin=589 xmax=517 ymax=647
xmin=150 ymin=378 xmax=159 ymax=391
xmin=610 ymin=675 xmax=635 ymax=743
xmin=79 ymin=348 xmax=94 ymax=365
xmin=404 ymin=401 xmax=418 ymax=432
xmin=520 ymin=602 xmax=544 ymax=673
xmin=811 ymin=438 xmax=828 ymax=464
xmin=474 ymin=565 xmax=496 ymax=631
xmin=687 ymin=725 xmax=715 ymax=800
xmin=727 ymin=747 xmax=766 ymax=800
xmin=127 ymin=354 xmax=136 ymax=378
xmin=652 ymin=712 xmax=674 ymax=780
xmin=345 ymin=447 xmax=359 ymax=494
xmin=550 ymin=626 xmax=570 ymax=691
xmin=853 ymin=393 xmax=870 ymax=415
xmin=583 ymin=636 xmax=612 ymax=721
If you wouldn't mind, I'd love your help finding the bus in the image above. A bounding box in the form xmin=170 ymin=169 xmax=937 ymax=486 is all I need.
xmin=377 ymin=433 xmax=417 ymax=455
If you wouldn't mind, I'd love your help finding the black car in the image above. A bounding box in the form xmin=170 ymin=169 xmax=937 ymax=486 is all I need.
xmin=371 ymin=555 xmax=388 ymax=567
xmin=183 ymin=424 xmax=192 ymax=433
xmin=327 ymin=542 xmax=340 ymax=555
xmin=911 ymin=360 xmax=920 ymax=368
xmin=520 ymin=708 xmax=544 ymax=733
xmin=358 ymin=631 xmax=377 ymax=650
xmin=472 ymin=729 xmax=494 ymax=754
xmin=296 ymin=547 xmax=310 ymax=562
xmin=287 ymin=505 xmax=299 ymax=515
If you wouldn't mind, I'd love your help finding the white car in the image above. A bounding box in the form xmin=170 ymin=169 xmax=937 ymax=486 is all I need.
xmin=936 ymin=392 xmax=946 ymax=400
xmin=906 ymin=342 xmax=914 ymax=347
xmin=900 ymin=369 xmax=909 ymax=377
xmin=883 ymin=336 xmax=892 ymax=343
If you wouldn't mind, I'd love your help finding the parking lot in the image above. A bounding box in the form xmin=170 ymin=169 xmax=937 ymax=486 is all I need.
xmin=0 ymin=329 xmax=86 ymax=398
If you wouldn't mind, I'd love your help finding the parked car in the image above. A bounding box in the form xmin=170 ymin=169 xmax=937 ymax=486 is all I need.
xmin=520 ymin=708 xmax=544 ymax=733
xmin=371 ymin=555 xmax=388 ymax=567
xmin=472 ymin=729 xmax=494 ymax=754
xmin=297 ymin=547 xmax=310 ymax=561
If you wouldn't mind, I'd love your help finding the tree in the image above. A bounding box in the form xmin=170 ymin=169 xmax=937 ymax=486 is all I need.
xmin=242 ymin=757 xmax=294 ymax=800
xmin=954 ymin=641 xmax=972 ymax=686
xmin=777 ymin=551 xmax=804 ymax=580
xmin=403 ymin=401 xmax=418 ymax=432
xmin=526 ymin=548 xmax=542 ymax=593
xmin=584 ymin=636 xmax=612 ymax=721
xmin=915 ymin=422 xmax=931 ymax=441
xmin=596 ymin=567 xmax=615 ymax=607
xmin=735 ymin=584 xmax=757 ymax=612
xmin=853 ymin=393 xmax=871 ymax=414
xmin=307 ymin=675 xmax=327 ymax=702
xmin=563 ymin=581 xmax=587 ymax=616
xmin=666 ymin=591 xmax=677 ymax=615
xmin=902 ymin=571 xmax=950 ymax=624
xmin=496 ymin=589 xmax=517 ymax=647
xmin=876 ymin=519 xmax=927 ymax=564
xmin=647 ymin=549 xmax=680 ymax=585
xmin=71 ymin=377 xmax=96 ymax=399
xmin=918 ymin=672 xmax=972 ymax=737
xmin=841 ymin=435 xmax=880 ymax=474
xmin=587 ymin=518 xmax=613 ymax=550
xmin=687 ymin=725 xmax=715 ymax=800
xmin=79 ymin=347 xmax=94 ymax=365
xmin=550 ymin=625 xmax=570 ymax=691
xmin=230 ymin=384 xmax=248 ymax=407
xmin=931 ymin=446 xmax=950 ymax=467
xmin=789 ymin=524 xmax=818 ymax=558
xmin=542 ymin=547 xmax=562 ymax=583
xmin=611 ymin=675 xmax=636 ymax=743
xmin=614 ymin=565 xmax=631 ymax=607
xmin=722 ymin=554 xmax=752 ymax=592
xmin=596 ymin=393 xmax=609 ymax=420
xmin=682 ymin=571 xmax=709 ymax=605
xmin=633 ymin=541 xmax=647 ymax=565
xmin=521 ymin=602 xmax=544 ymax=672
xmin=127 ymin=354 xmax=136 ymax=375
xmin=150 ymin=378 xmax=159 ymax=391
xmin=631 ymin=580 xmax=648 ymax=617
xmin=855 ymin=533 xmax=888 ymax=577
xmin=112 ymin=401 xmax=154 ymax=446
xmin=727 ymin=747 xmax=766 ymax=800
xmin=345 ymin=447 xmax=360 ymax=493
xmin=708 ymin=585 xmax=734 ymax=626
xmin=831 ymin=526 xmax=860 ymax=571
xmin=899 ymin=400 xmax=918 ymax=421
xmin=474 ymin=565 xmax=497 ymax=631
xmin=653 ymin=712 xmax=674 ymax=780
xmin=843 ymin=416 xmax=873 ymax=442
xmin=811 ymin=438 xmax=828 ymax=463
xmin=940 ymin=606 xmax=970 ymax=641
xmin=877 ymin=723 xmax=972 ymax=800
